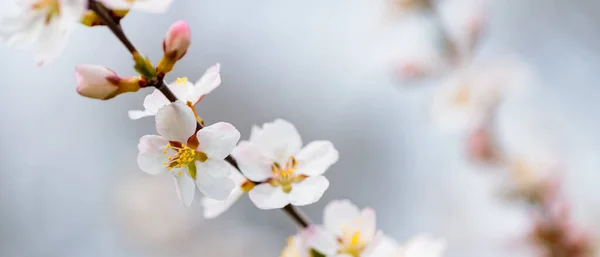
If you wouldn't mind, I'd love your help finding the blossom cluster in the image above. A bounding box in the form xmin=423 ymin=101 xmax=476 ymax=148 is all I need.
xmin=0 ymin=1 xmax=448 ymax=256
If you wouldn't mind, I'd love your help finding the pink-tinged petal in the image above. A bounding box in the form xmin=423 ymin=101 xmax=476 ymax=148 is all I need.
xmin=155 ymin=102 xmax=196 ymax=142
xmin=195 ymin=159 xmax=235 ymax=200
xmin=189 ymin=63 xmax=221 ymax=103
xmin=137 ymin=135 xmax=170 ymax=175
xmin=196 ymin=122 xmax=240 ymax=160
xmin=324 ymin=199 xmax=361 ymax=237
xmin=295 ymin=141 xmax=339 ymax=176
xmin=254 ymin=119 xmax=303 ymax=163
xmin=288 ymin=176 xmax=329 ymax=206
xmin=248 ymin=184 xmax=289 ymax=210
xmin=301 ymin=225 xmax=339 ymax=256
xmin=75 ymin=65 xmax=119 ymax=100
xmin=173 ymin=171 xmax=195 ymax=207
xmin=164 ymin=20 xmax=190 ymax=60
xmin=231 ymin=141 xmax=272 ymax=182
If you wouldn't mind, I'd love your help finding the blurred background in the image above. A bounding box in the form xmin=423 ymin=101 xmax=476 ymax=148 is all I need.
xmin=1 ymin=0 xmax=600 ymax=256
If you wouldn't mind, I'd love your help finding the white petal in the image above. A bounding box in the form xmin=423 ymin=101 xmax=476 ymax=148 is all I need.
xmin=34 ymin=20 xmax=67 ymax=65
xmin=99 ymin=0 xmax=173 ymax=13
xmin=137 ymin=135 xmax=170 ymax=175
xmin=168 ymin=79 xmax=194 ymax=100
xmin=295 ymin=141 xmax=339 ymax=176
xmin=323 ymin=199 xmax=361 ymax=237
xmin=288 ymin=176 xmax=329 ymax=206
xmin=301 ymin=225 xmax=339 ymax=256
xmin=248 ymin=184 xmax=289 ymax=210
xmin=231 ymin=141 xmax=272 ymax=182
xmin=195 ymin=159 xmax=235 ymax=200
xmin=155 ymin=102 xmax=196 ymax=142
xmin=130 ymin=0 xmax=174 ymax=13
xmin=173 ymin=171 xmax=195 ymax=207
xmin=249 ymin=125 xmax=262 ymax=142
xmin=254 ymin=119 xmax=303 ymax=163
xmin=201 ymin=189 xmax=243 ymax=219
xmin=196 ymin=122 xmax=240 ymax=159
xmin=358 ymin=208 xmax=377 ymax=244
xmin=200 ymin=171 xmax=246 ymax=218
xmin=401 ymin=235 xmax=446 ymax=257
xmin=0 ymin=12 xmax=43 ymax=46
xmin=362 ymin=234 xmax=399 ymax=257
xmin=128 ymin=110 xmax=154 ymax=120
xmin=189 ymin=63 xmax=221 ymax=103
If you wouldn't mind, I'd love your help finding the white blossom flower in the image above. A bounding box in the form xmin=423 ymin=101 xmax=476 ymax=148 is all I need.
xmin=280 ymin=234 xmax=312 ymax=257
xmin=137 ymin=101 xmax=240 ymax=206
xmin=0 ymin=0 xmax=86 ymax=65
xmin=305 ymin=200 xmax=387 ymax=257
xmin=395 ymin=235 xmax=446 ymax=257
xmin=128 ymin=63 xmax=221 ymax=120
xmin=231 ymin=119 xmax=338 ymax=209
xmin=98 ymin=0 xmax=173 ymax=13
xmin=200 ymin=170 xmax=253 ymax=219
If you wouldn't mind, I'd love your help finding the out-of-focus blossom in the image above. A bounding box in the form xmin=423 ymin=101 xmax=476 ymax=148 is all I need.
xmin=304 ymin=200 xmax=389 ymax=257
xmin=438 ymin=0 xmax=487 ymax=58
xmin=231 ymin=119 xmax=338 ymax=209
xmin=395 ymin=235 xmax=446 ymax=257
xmin=98 ymin=0 xmax=173 ymax=13
xmin=0 ymin=0 xmax=87 ymax=65
xmin=431 ymin=58 xmax=533 ymax=133
xmin=128 ymin=63 xmax=221 ymax=119
xmin=281 ymin=235 xmax=313 ymax=257
xmin=157 ymin=20 xmax=191 ymax=74
xmin=137 ymin=102 xmax=240 ymax=206
xmin=200 ymin=171 xmax=254 ymax=219
xmin=466 ymin=125 xmax=502 ymax=164
xmin=75 ymin=64 xmax=142 ymax=100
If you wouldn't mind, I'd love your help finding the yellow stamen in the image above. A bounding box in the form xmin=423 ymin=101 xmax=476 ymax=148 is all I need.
xmin=176 ymin=77 xmax=189 ymax=84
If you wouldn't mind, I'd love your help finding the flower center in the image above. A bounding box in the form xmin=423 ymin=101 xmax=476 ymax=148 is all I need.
xmin=339 ymin=230 xmax=365 ymax=257
xmin=32 ymin=0 xmax=60 ymax=24
xmin=163 ymin=143 xmax=207 ymax=172
xmin=452 ymin=84 xmax=472 ymax=107
xmin=270 ymin=156 xmax=305 ymax=193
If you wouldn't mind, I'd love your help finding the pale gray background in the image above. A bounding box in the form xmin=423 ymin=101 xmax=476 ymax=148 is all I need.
xmin=1 ymin=0 xmax=600 ymax=256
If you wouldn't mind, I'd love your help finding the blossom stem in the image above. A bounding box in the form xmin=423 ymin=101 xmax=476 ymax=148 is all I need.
xmin=422 ymin=0 xmax=460 ymax=65
xmin=90 ymin=0 xmax=312 ymax=229
xmin=88 ymin=0 xmax=138 ymax=54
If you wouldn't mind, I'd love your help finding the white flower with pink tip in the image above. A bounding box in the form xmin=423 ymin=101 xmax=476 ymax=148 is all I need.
xmin=99 ymin=0 xmax=174 ymax=13
xmin=231 ymin=119 xmax=338 ymax=210
xmin=137 ymin=101 xmax=240 ymax=206
xmin=0 ymin=0 xmax=87 ymax=65
xmin=128 ymin=63 xmax=221 ymax=120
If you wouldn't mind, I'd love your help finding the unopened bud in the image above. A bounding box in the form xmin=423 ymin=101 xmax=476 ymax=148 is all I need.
xmin=75 ymin=65 xmax=142 ymax=100
xmin=157 ymin=20 xmax=191 ymax=74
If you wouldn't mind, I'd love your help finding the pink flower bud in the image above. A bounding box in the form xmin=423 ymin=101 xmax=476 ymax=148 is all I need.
xmin=75 ymin=65 xmax=141 ymax=100
xmin=75 ymin=65 xmax=120 ymax=100
xmin=163 ymin=20 xmax=191 ymax=61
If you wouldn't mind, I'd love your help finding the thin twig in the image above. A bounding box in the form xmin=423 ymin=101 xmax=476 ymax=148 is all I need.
xmin=89 ymin=0 xmax=311 ymax=228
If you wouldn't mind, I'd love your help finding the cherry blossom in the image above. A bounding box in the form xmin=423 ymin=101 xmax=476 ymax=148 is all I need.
xmin=395 ymin=235 xmax=446 ymax=257
xmin=304 ymin=200 xmax=389 ymax=257
xmin=231 ymin=119 xmax=338 ymax=209
xmin=0 ymin=0 xmax=87 ymax=65
xmin=128 ymin=63 xmax=221 ymax=119
xmin=137 ymin=101 xmax=240 ymax=206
